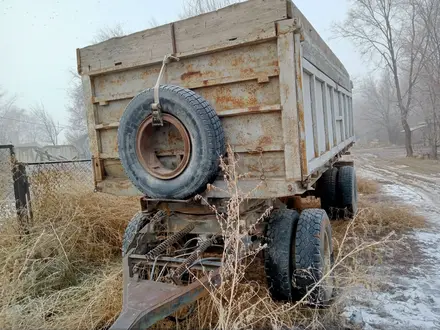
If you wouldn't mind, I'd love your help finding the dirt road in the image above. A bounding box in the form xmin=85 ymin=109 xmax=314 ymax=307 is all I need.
xmin=347 ymin=147 xmax=440 ymax=329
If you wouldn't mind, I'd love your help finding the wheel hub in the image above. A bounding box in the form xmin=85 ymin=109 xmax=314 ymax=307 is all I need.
xmin=136 ymin=114 xmax=191 ymax=179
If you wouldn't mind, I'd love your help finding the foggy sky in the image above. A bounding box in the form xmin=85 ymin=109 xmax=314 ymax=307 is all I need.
xmin=0 ymin=0 xmax=366 ymax=133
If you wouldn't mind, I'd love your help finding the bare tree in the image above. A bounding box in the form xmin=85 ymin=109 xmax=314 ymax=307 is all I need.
xmin=335 ymin=0 xmax=429 ymax=157
xmin=65 ymin=73 xmax=87 ymax=145
xmin=30 ymin=103 xmax=63 ymax=146
xmin=0 ymin=89 xmax=39 ymax=145
xmin=180 ymin=0 xmax=244 ymax=18
xmin=414 ymin=0 xmax=440 ymax=158
xmin=92 ymin=23 xmax=126 ymax=44
xmin=360 ymin=71 xmax=400 ymax=144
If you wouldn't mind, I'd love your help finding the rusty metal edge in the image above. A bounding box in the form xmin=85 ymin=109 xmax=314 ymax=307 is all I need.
xmin=110 ymin=270 xmax=221 ymax=330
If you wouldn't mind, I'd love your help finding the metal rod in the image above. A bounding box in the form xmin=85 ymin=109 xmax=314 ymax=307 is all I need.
xmin=24 ymin=159 xmax=91 ymax=165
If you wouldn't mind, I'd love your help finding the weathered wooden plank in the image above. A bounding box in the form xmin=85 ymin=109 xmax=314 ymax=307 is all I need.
xmin=310 ymin=74 xmax=319 ymax=158
xmin=293 ymin=30 xmax=308 ymax=177
xmin=96 ymin=78 xmax=280 ymax=125
xmin=96 ymin=177 xmax=306 ymax=198
xmin=102 ymin=152 xmax=285 ymax=179
xmin=174 ymin=0 xmax=287 ymax=54
xmin=92 ymin=40 xmax=279 ymax=101
xmin=95 ymin=122 xmax=120 ymax=130
xmin=322 ymin=83 xmax=330 ymax=151
xmin=78 ymin=25 xmax=173 ymax=75
xmin=328 ymin=85 xmax=337 ymax=147
xmin=217 ymin=104 xmax=281 ymax=117
xmin=95 ymin=104 xmax=281 ymax=132
xmin=277 ymin=19 xmax=301 ymax=180
xmin=222 ymin=112 xmax=284 ymax=153
xmin=78 ymin=0 xmax=287 ymax=76
xmin=82 ymin=76 xmax=100 ymax=156
xmin=98 ymin=111 xmax=285 ymax=160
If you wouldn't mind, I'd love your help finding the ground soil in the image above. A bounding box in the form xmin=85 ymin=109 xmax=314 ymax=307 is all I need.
xmin=346 ymin=147 xmax=440 ymax=329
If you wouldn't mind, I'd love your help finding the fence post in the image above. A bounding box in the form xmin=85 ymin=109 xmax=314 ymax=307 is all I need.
xmin=12 ymin=161 xmax=33 ymax=235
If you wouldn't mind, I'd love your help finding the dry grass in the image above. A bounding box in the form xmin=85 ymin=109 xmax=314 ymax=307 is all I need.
xmin=357 ymin=177 xmax=380 ymax=195
xmin=0 ymin=182 xmax=138 ymax=330
xmin=0 ymin=169 xmax=426 ymax=330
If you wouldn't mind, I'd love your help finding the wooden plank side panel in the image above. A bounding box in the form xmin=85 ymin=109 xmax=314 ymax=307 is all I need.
xmin=79 ymin=25 xmax=173 ymax=75
xmin=96 ymin=78 xmax=280 ymax=125
xmin=277 ymin=20 xmax=301 ymax=180
xmin=92 ymin=41 xmax=279 ymax=101
xmin=78 ymin=0 xmax=288 ymax=76
xmin=221 ymin=112 xmax=284 ymax=153
xmin=99 ymin=111 xmax=284 ymax=159
xmin=174 ymin=0 xmax=287 ymax=54
xmin=104 ymin=152 xmax=286 ymax=180
xmin=302 ymin=71 xmax=315 ymax=161
xmin=82 ymin=76 xmax=100 ymax=156
xmin=315 ymin=79 xmax=326 ymax=155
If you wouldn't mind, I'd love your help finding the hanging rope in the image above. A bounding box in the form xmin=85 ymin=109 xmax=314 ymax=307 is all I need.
xmin=151 ymin=54 xmax=180 ymax=126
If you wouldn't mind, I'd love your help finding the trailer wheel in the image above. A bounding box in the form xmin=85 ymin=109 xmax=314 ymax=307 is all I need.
xmin=122 ymin=212 xmax=148 ymax=256
xmin=337 ymin=166 xmax=358 ymax=219
xmin=316 ymin=168 xmax=339 ymax=219
xmin=293 ymin=209 xmax=334 ymax=305
xmin=264 ymin=209 xmax=301 ymax=301
xmin=118 ymin=85 xmax=225 ymax=199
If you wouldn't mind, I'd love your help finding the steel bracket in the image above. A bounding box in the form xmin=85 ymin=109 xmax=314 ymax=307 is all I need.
xmin=151 ymin=103 xmax=164 ymax=126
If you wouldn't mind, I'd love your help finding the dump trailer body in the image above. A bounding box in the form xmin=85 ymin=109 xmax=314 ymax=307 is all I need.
xmin=78 ymin=0 xmax=354 ymax=199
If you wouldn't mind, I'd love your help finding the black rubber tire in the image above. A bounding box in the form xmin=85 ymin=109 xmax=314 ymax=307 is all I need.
xmin=264 ymin=209 xmax=301 ymax=301
xmin=122 ymin=212 xmax=148 ymax=256
xmin=294 ymin=209 xmax=334 ymax=305
xmin=337 ymin=166 xmax=358 ymax=219
xmin=316 ymin=167 xmax=339 ymax=220
xmin=118 ymin=85 xmax=225 ymax=199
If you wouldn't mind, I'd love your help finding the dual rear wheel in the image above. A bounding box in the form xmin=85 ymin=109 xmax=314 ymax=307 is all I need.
xmin=265 ymin=208 xmax=334 ymax=305
xmin=264 ymin=165 xmax=357 ymax=305
xmin=317 ymin=166 xmax=358 ymax=219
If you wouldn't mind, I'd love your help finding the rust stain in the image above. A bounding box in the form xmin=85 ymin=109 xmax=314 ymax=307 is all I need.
xmin=111 ymin=78 xmax=124 ymax=86
xmin=203 ymin=80 xmax=209 ymax=86
xmin=214 ymin=95 xmax=247 ymax=109
xmin=258 ymin=135 xmax=272 ymax=146
xmin=141 ymin=68 xmax=160 ymax=79
xmin=248 ymin=164 xmax=280 ymax=173
xmin=231 ymin=56 xmax=245 ymax=67
xmin=180 ymin=71 xmax=202 ymax=80
xmin=239 ymin=68 xmax=255 ymax=77
xmin=271 ymin=60 xmax=279 ymax=67
xmin=247 ymin=106 xmax=260 ymax=112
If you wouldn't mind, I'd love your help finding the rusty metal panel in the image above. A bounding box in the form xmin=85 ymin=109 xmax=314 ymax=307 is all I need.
xmin=194 ymin=78 xmax=280 ymax=114
xmin=237 ymin=152 xmax=286 ymax=179
xmin=92 ymin=41 xmax=279 ymax=102
xmin=222 ymin=112 xmax=284 ymax=153
xmin=99 ymin=129 xmax=118 ymax=157
xmin=315 ymin=79 xmax=327 ymax=155
xmin=96 ymin=99 xmax=129 ymax=124
xmin=277 ymin=19 xmax=302 ymax=181
xmin=302 ymin=71 xmax=315 ymax=162
xmin=326 ymin=84 xmax=336 ymax=149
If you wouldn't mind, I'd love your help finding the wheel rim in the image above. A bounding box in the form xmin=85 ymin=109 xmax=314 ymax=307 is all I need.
xmin=136 ymin=114 xmax=191 ymax=179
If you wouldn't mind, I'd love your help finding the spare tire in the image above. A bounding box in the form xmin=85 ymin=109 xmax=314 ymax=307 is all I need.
xmin=118 ymin=85 xmax=225 ymax=199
